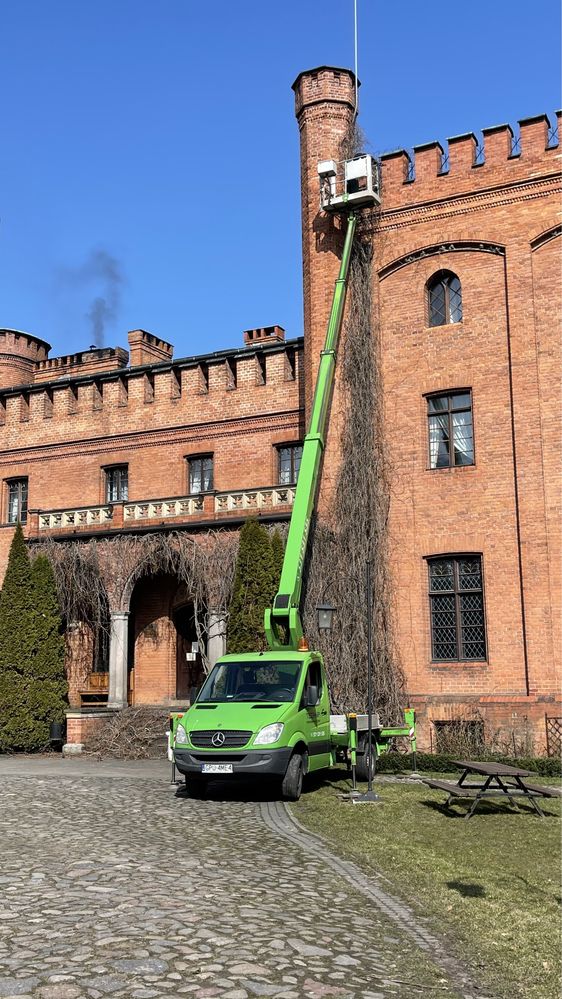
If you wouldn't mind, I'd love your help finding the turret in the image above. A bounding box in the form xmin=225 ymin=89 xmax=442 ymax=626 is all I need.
xmin=292 ymin=67 xmax=358 ymax=414
xmin=0 ymin=329 xmax=50 ymax=389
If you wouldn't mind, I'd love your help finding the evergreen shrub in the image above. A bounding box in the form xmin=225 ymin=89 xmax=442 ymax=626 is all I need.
xmin=0 ymin=526 xmax=67 ymax=752
xmin=227 ymin=520 xmax=279 ymax=653
xmin=375 ymin=751 xmax=561 ymax=777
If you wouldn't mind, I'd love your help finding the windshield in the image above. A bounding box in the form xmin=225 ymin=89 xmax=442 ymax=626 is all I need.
xmin=197 ymin=661 xmax=302 ymax=703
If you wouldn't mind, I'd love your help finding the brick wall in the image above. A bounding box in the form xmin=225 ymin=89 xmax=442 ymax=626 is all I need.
xmin=0 ymin=337 xmax=305 ymax=580
xmin=295 ymin=67 xmax=561 ymax=747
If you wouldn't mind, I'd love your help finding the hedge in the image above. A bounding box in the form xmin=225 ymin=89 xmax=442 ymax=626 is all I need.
xmin=376 ymin=751 xmax=561 ymax=778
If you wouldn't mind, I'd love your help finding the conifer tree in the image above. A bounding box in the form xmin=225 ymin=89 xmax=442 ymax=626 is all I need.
xmin=227 ymin=519 xmax=278 ymax=653
xmin=29 ymin=555 xmax=68 ymax=742
xmin=271 ymin=529 xmax=284 ymax=590
xmin=0 ymin=524 xmax=36 ymax=750
xmin=0 ymin=529 xmax=68 ymax=751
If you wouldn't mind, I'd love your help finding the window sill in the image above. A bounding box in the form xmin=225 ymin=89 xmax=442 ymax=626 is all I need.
xmin=426 ymin=464 xmax=476 ymax=472
xmin=430 ymin=660 xmax=488 ymax=669
xmin=423 ymin=322 xmax=464 ymax=332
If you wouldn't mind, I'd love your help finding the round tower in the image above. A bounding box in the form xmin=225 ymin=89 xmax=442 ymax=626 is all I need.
xmin=292 ymin=66 xmax=358 ymax=414
xmin=0 ymin=329 xmax=51 ymax=389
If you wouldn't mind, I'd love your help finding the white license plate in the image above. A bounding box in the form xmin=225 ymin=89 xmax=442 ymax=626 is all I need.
xmin=202 ymin=763 xmax=233 ymax=774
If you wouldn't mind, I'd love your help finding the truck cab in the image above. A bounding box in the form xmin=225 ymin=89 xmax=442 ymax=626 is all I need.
xmin=173 ymin=651 xmax=331 ymax=799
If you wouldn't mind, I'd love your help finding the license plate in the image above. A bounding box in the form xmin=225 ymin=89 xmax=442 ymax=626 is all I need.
xmin=202 ymin=763 xmax=233 ymax=774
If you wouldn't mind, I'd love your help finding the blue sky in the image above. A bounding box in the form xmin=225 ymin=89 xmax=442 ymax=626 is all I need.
xmin=1 ymin=1 xmax=560 ymax=360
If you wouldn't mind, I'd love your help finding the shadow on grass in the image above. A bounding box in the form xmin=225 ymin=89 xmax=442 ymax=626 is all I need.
xmin=420 ymin=797 xmax=559 ymax=818
xmin=446 ymin=880 xmax=486 ymax=897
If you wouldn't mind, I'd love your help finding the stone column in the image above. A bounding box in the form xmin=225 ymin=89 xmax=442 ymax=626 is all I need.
xmin=207 ymin=612 xmax=227 ymax=669
xmin=108 ymin=612 xmax=129 ymax=709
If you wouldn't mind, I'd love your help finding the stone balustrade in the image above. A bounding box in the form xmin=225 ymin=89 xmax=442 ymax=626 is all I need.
xmin=38 ymin=506 xmax=114 ymax=530
xmin=36 ymin=486 xmax=295 ymax=532
xmin=214 ymin=486 xmax=296 ymax=512
xmin=124 ymin=496 xmax=205 ymax=521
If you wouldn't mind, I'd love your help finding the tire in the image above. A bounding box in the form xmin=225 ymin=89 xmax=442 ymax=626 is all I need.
xmin=281 ymin=752 xmax=304 ymax=801
xmin=356 ymin=739 xmax=377 ymax=783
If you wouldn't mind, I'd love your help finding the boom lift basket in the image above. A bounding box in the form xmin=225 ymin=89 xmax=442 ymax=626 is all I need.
xmin=318 ymin=154 xmax=381 ymax=211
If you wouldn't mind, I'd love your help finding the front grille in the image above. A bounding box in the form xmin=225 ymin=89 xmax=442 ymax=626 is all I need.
xmin=191 ymin=753 xmax=247 ymax=762
xmin=189 ymin=729 xmax=252 ymax=748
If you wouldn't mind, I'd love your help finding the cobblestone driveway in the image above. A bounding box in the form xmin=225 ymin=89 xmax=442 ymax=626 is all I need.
xmin=0 ymin=758 xmax=471 ymax=999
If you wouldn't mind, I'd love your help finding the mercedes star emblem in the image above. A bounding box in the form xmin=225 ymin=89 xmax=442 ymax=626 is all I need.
xmin=211 ymin=731 xmax=226 ymax=747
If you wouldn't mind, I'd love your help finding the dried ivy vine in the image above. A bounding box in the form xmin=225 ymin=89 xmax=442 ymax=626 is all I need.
xmin=303 ymin=122 xmax=405 ymax=721
xmin=34 ymin=530 xmax=238 ymax=675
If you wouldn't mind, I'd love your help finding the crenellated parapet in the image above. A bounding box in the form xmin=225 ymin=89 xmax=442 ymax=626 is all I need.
xmin=0 ymin=329 xmax=51 ymax=389
xmin=0 ymin=335 xmax=304 ymax=435
xmin=379 ymin=111 xmax=561 ymax=209
xmin=35 ymin=346 xmax=129 ymax=384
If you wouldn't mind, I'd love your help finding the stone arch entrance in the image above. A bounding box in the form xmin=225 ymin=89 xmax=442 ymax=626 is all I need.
xmin=128 ymin=574 xmax=210 ymax=706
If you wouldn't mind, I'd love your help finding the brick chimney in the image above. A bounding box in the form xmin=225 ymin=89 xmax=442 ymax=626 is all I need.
xmin=243 ymin=325 xmax=285 ymax=346
xmin=292 ymin=67 xmax=358 ymax=414
xmin=127 ymin=330 xmax=173 ymax=367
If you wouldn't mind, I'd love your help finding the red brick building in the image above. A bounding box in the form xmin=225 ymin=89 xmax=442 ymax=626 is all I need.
xmin=1 ymin=66 xmax=560 ymax=752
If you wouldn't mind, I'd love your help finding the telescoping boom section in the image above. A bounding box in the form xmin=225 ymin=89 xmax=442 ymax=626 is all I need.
xmin=264 ymin=212 xmax=357 ymax=650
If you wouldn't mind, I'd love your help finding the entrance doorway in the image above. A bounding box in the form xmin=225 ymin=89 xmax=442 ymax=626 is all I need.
xmin=173 ymin=603 xmax=205 ymax=701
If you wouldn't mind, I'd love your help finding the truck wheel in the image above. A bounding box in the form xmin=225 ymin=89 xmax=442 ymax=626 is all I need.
xmin=281 ymin=752 xmax=304 ymax=801
xmin=356 ymin=740 xmax=377 ymax=783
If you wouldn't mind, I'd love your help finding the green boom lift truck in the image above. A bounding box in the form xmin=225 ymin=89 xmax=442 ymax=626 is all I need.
xmin=172 ymin=154 xmax=415 ymax=799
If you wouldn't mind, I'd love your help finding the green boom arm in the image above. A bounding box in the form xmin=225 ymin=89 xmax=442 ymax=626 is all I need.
xmin=264 ymin=212 xmax=357 ymax=650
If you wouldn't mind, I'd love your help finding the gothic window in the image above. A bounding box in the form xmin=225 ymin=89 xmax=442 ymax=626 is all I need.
xmin=188 ymin=455 xmax=213 ymax=494
xmin=7 ymin=478 xmax=28 ymax=524
xmin=105 ymin=465 xmax=128 ymax=503
xmin=278 ymin=444 xmax=303 ymax=485
xmin=427 ymin=271 xmax=463 ymax=326
xmin=427 ymin=391 xmax=474 ymax=468
xmin=428 ymin=556 xmax=487 ymax=662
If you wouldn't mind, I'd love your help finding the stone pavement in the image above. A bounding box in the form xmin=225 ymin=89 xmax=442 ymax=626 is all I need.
xmin=0 ymin=757 xmax=478 ymax=999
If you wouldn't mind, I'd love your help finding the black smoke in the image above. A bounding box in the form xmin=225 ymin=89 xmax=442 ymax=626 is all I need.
xmin=60 ymin=249 xmax=124 ymax=348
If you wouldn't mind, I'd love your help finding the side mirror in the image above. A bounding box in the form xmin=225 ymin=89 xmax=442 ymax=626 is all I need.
xmin=304 ymin=685 xmax=318 ymax=708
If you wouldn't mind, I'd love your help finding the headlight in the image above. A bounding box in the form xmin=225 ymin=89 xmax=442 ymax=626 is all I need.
xmin=254 ymin=723 xmax=284 ymax=746
xmin=175 ymin=726 xmax=188 ymax=745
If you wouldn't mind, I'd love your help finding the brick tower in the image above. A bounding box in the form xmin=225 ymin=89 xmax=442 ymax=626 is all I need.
xmin=292 ymin=67 xmax=358 ymax=415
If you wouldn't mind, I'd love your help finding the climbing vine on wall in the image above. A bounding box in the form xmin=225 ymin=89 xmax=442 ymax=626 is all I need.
xmin=302 ymin=123 xmax=405 ymax=721
xmin=34 ymin=530 xmax=238 ymax=674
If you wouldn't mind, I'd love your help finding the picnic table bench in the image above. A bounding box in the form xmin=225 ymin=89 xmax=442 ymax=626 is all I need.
xmin=423 ymin=760 xmax=560 ymax=819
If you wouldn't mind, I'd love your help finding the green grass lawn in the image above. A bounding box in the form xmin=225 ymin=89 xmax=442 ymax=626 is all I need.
xmin=292 ymin=770 xmax=561 ymax=999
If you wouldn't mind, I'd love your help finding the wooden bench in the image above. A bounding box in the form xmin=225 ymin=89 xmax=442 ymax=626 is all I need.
xmin=79 ymin=672 xmax=109 ymax=708
xmin=423 ymin=766 xmax=556 ymax=819
xmin=522 ymin=782 xmax=562 ymax=798
xmin=423 ymin=779 xmax=475 ymax=796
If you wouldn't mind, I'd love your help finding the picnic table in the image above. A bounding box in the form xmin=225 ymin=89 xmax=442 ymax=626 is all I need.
xmin=423 ymin=760 xmax=561 ymax=819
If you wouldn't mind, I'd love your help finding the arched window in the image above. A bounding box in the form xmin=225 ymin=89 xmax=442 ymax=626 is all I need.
xmin=427 ymin=271 xmax=463 ymax=327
